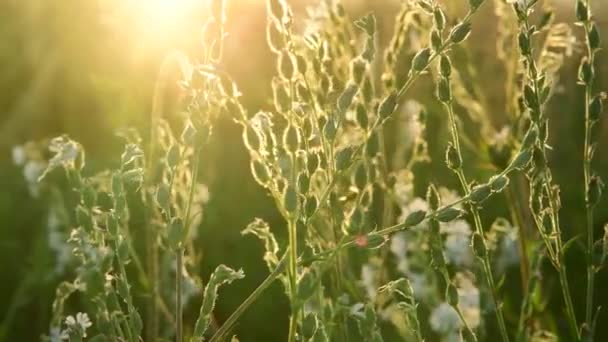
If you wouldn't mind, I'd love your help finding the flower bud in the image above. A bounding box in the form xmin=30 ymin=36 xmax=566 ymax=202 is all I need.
xmin=445 ymin=143 xmax=461 ymax=170
xmin=576 ymin=0 xmax=589 ymax=22
xmin=436 ymin=207 xmax=462 ymax=222
xmin=378 ymin=92 xmax=398 ymax=119
xmin=470 ymin=184 xmax=491 ymax=203
xmin=433 ymin=8 xmax=446 ymax=30
xmin=472 ymin=232 xmax=486 ymax=258
xmin=439 ymin=55 xmax=452 ymax=77
xmin=437 ymin=77 xmax=451 ymax=103
xmin=589 ymin=24 xmax=600 ymax=50
xmin=426 ymin=185 xmax=440 ymax=211
xmin=446 ymin=284 xmax=459 ymax=306
xmin=587 ymin=176 xmax=603 ymax=208
xmin=411 ymin=48 xmax=431 ymax=72
xmin=449 ymin=22 xmax=471 ymax=44
xmin=404 ymin=210 xmax=427 ymax=227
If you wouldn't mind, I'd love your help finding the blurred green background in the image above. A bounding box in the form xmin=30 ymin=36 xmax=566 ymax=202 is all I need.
xmin=1 ymin=0 xmax=607 ymax=340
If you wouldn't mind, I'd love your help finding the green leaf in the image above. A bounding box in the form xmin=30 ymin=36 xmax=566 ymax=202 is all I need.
xmin=192 ymin=265 xmax=245 ymax=341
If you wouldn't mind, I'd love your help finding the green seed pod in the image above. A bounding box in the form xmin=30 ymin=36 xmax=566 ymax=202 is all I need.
xmin=305 ymin=196 xmax=317 ymax=218
xmin=490 ymin=175 xmax=510 ymax=192
xmin=166 ymin=144 xmax=180 ymax=169
xmin=356 ymin=103 xmax=369 ymax=130
xmin=431 ymin=247 xmax=446 ymax=269
xmin=426 ymin=185 xmax=441 ymax=211
xmin=433 ymin=7 xmax=446 ymax=30
xmin=449 ymin=22 xmax=471 ymax=44
xmin=284 ymin=185 xmax=298 ymax=213
xmin=589 ymin=24 xmax=600 ymax=50
xmin=431 ymin=30 xmax=442 ymax=52
xmin=436 ymin=207 xmax=462 ymax=222
xmin=523 ymin=84 xmax=537 ymax=109
xmin=251 ymin=159 xmax=270 ymax=186
xmin=283 ymin=124 xmax=300 ymax=153
xmin=470 ymin=184 xmax=491 ymax=203
xmin=323 ymin=119 xmax=337 ymax=141
xmin=76 ymin=205 xmax=93 ymax=231
xmin=446 ymin=284 xmax=459 ymax=306
xmin=167 ymin=217 xmax=185 ymax=251
xmin=298 ymin=173 xmax=310 ymax=194
xmin=296 ymin=54 xmax=307 ymax=75
xmin=469 ymin=0 xmax=484 ymax=11
xmin=156 ymin=183 xmax=171 ymax=212
xmin=445 ymin=143 xmax=461 ymax=170
xmin=404 ymin=210 xmax=427 ymax=227
xmin=272 ymin=81 xmax=291 ymax=113
xmin=336 ymin=147 xmax=355 ymax=171
xmin=437 ymin=77 xmax=451 ymax=103
xmin=364 ymin=234 xmax=387 ymax=249
xmin=472 ymin=232 xmax=486 ymax=257
xmin=378 ymin=92 xmax=398 ymax=120
xmin=439 ymin=55 xmax=452 ymax=77
xmin=587 ymin=176 xmax=603 ymax=208
xmin=350 ymin=58 xmax=367 ymax=84
xmin=411 ymin=48 xmax=431 ymax=72
xmin=354 ymin=162 xmax=368 ymax=190
xmin=82 ymin=185 xmax=96 ymax=208
xmin=417 ymin=0 xmax=434 ymax=14
xmin=279 ymin=51 xmax=295 ymax=80
xmin=362 ymin=77 xmax=374 ymax=103
xmin=518 ymin=31 xmax=530 ymax=55
xmin=576 ymin=0 xmax=589 ymax=22
xmin=510 ymin=149 xmax=533 ymax=170
xmin=522 ymin=125 xmax=538 ymax=149
xmin=337 ymin=82 xmax=359 ymax=115
xmin=579 ymin=59 xmax=594 ymax=85
xmin=589 ymin=95 xmax=604 ymax=122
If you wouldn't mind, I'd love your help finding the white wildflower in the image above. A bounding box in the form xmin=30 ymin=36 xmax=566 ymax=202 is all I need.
xmin=48 ymin=327 xmax=68 ymax=342
xmin=361 ymin=263 xmax=378 ymax=300
xmin=443 ymin=220 xmax=473 ymax=267
xmin=65 ymin=312 xmax=92 ymax=338
xmin=430 ymin=302 xmax=461 ymax=335
xmin=12 ymin=145 xmax=26 ymax=165
xmin=23 ymin=160 xmax=46 ymax=197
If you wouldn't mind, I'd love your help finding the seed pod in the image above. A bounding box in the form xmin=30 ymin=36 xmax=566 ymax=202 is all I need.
xmin=354 ymin=162 xmax=368 ymax=190
xmin=362 ymin=77 xmax=374 ymax=103
xmin=336 ymin=147 xmax=355 ymax=171
xmin=436 ymin=207 xmax=462 ymax=222
xmin=510 ymin=149 xmax=532 ymax=170
xmin=431 ymin=30 xmax=442 ymax=52
xmin=337 ymin=82 xmax=359 ymax=115
xmin=472 ymin=232 xmax=486 ymax=257
xmin=589 ymin=95 xmax=604 ymax=122
xmin=579 ymin=59 xmax=594 ymax=85
xmin=469 ymin=0 xmax=484 ymax=11
xmin=284 ymin=185 xmax=298 ymax=213
xmin=156 ymin=183 xmax=171 ymax=212
xmin=518 ymin=31 xmax=530 ymax=55
xmin=279 ymin=51 xmax=295 ymax=80
xmin=437 ymin=77 xmax=451 ymax=103
xmin=356 ymin=103 xmax=369 ymax=129
xmin=323 ymin=118 xmax=337 ymax=141
xmin=589 ymin=24 xmax=600 ymax=50
xmin=449 ymin=22 xmax=471 ymax=44
xmin=439 ymin=55 xmax=452 ymax=77
xmin=296 ymin=54 xmax=307 ymax=75
xmin=431 ymin=247 xmax=446 ymax=269
xmin=426 ymin=185 xmax=440 ymax=211
xmin=167 ymin=217 xmax=185 ymax=251
xmin=166 ymin=145 xmax=180 ymax=169
xmin=433 ymin=7 xmax=446 ymax=30
xmin=82 ymin=185 xmax=96 ymax=208
xmin=411 ymin=48 xmax=431 ymax=72
xmin=523 ymin=84 xmax=537 ymax=109
xmin=490 ymin=175 xmax=510 ymax=192
xmin=470 ymin=184 xmax=491 ymax=203
xmin=522 ymin=126 xmax=538 ymax=149
xmin=378 ymin=92 xmax=398 ymax=119
xmin=587 ymin=176 xmax=603 ymax=208
xmin=447 ymin=284 xmax=459 ymax=306
xmin=576 ymin=0 xmax=589 ymax=22
xmin=445 ymin=143 xmax=461 ymax=170
xmin=404 ymin=210 xmax=427 ymax=227
xmin=283 ymin=124 xmax=300 ymax=152
xmin=305 ymin=196 xmax=317 ymax=217
xmin=350 ymin=58 xmax=367 ymax=84
xmin=251 ymin=159 xmax=270 ymax=186
xmin=272 ymin=81 xmax=291 ymax=113
xmin=298 ymin=173 xmax=310 ymax=194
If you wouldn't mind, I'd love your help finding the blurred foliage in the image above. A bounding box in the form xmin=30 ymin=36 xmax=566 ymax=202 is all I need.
xmin=0 ymin=0 xmax=607 ymax=341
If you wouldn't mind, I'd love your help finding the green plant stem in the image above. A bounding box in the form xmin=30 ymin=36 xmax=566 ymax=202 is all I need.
xmin=209 ymin=253 xmax=288 ymax=342
xmin=444 ymin=97 xmax=510 ymax=342
xmin=176 ymin=249 xmax=183 ymax=342
xmin=581 ymin=11 xmax=596 ymax=331
xmin=287 ymin=217 xmax=299 ymax=342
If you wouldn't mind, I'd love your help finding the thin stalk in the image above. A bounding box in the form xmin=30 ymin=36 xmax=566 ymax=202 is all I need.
xmin=443 ymin=91 xmax=510 ymax=341
xmin=581 ymin=5 xmax=596 ymax=330
xmin=287 ymin=218 xmax=299 ymax=342
xmin=176 ymin=250 xmax=183 ymax=342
